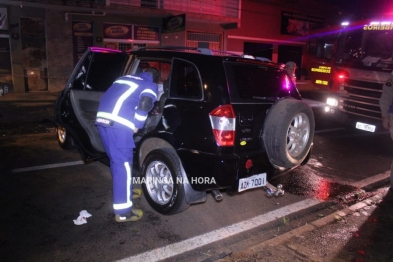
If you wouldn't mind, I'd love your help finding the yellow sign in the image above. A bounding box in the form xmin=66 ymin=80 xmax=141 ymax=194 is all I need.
xmin=315 ymin=80 xmax=328 ymax=85
xmin=311 ymin=66 xmax=331 ymax=73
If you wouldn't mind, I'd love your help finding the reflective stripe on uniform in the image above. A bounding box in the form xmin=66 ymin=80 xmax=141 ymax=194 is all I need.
xmin=140 ymin=88 xmax=158 ymax=98
xmin=113 ymin=81 xmax=139 ymax=115
xmin=113 ymin=161 xmax=133 ymax=210
xmin=97 ymin=112 xmax=136 ymax=130
xmin=97 ymin=81 xmax=139 ymax=130
xmin=135 ymin=113 xmax=147 ymax=121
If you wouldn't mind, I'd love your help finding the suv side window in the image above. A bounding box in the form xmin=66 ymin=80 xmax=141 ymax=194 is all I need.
xmin=132 ymin=59 xmax=172 ymax=100
xmin=134 ymin=60 xmax=171 ymax=83
xmin=169 ymin=58 xmax=203 ymax=100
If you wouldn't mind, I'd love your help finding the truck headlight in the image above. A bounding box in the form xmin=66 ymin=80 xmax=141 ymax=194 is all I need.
xmin=326 ymin=97 xmax=338 ymax=107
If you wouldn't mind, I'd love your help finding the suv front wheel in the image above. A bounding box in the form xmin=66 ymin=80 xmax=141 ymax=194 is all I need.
xmin=263 ymin=99 xmax=315 ymax=168
xmin=141 ymin=148 xmax=189 ymax=215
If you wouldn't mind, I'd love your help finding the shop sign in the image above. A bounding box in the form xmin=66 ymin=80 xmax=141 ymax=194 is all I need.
xmin=103 ymin=23 xmax=132 ymax=39
xmin=134 ymin=26 xmax=159 ymax=41
xmin=72 ymin=21 xmax=93 ymax=66
xmin=281 ymin=11 xmax=324 ymax=36
xmin=73 ymin=22 xmax=92 ymax=33
xmin=162 ymin=14 xmax=186 ymax=33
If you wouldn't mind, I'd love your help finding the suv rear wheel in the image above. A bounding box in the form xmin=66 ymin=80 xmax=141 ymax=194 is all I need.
xmin=141 ymin=148 xmax=189 ymax=215
xmin=263 ymin=99 xmax=314 ymax=168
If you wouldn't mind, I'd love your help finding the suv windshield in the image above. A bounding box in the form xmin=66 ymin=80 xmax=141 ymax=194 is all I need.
xmin=224 ymin=62 xmax=294 ymax=102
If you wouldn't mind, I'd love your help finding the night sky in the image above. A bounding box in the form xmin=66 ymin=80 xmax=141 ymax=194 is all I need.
xmin=328 ymin=0 xmax=393 ymax=19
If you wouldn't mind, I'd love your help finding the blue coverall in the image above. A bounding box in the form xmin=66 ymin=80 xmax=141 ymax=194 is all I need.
xmin=95 ymin=72 xmax=158 ymax=215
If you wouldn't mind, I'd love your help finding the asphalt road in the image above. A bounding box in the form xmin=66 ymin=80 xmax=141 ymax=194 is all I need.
xmin=0 ymin=91 xmax=392 ymax=261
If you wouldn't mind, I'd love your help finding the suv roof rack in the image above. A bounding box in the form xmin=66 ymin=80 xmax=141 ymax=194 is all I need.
xmin=135 ymin=46 xmax=208 ymax=53
xmin=134 ymin=46 xmax=243 ymax=56
xmin=133 ymin=46 xmax=276 ymax=63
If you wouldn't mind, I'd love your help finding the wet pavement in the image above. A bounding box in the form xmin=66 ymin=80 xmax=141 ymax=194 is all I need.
xmin=214 ymin=81 xmax=393 ymax=261
xmin=271 ymin=167 xmax=361 ymax=203
xmin=1 ymin=90 xmax=393 ymax=262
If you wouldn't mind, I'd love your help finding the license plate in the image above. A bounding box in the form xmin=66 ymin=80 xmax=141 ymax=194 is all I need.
xmin=238 ymin=173 xmax=266 ymax=192
xmin=355 ymin=122 xmax=376 ymax=132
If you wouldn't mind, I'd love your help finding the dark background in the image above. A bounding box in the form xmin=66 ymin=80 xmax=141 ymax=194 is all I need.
xmin=329 ymin=0 xmax=392 ymax=19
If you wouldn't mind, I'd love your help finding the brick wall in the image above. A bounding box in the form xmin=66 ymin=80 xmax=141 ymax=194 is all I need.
xmin=45 ymin=9 xmax=74 ymax=92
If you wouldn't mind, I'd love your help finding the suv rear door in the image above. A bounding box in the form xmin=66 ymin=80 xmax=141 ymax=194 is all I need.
xmin=224 ymin=60 xmax=300 ymax=153
xmin=55 ymin=47 xmax=129 ymax=160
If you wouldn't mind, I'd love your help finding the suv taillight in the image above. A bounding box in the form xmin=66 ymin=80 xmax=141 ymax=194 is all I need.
xmin=209 ymin=105 xmax=236 ymax=146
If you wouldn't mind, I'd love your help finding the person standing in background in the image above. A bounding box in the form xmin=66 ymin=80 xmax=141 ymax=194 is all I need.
xmin=379 ymin=71 xmax=393 ymax=188
xmin=285 ymin=61 xmax=297 ymax=84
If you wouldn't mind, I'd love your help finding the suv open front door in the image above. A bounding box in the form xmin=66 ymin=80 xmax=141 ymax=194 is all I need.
xmin=55 ymin=47 xmax=129 ymax=161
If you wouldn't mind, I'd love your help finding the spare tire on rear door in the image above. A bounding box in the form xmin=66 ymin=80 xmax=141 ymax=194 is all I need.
xmin=263 ymin=98 xmax=315 ymax=168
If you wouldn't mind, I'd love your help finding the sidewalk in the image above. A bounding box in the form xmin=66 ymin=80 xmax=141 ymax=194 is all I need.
xmin=218 ymin=186 xmax=393 ymax=262
xmin=0 ymin=91 xmax=59 ymax=135
xmin=0 ymin=90 xmax=59 ymax=102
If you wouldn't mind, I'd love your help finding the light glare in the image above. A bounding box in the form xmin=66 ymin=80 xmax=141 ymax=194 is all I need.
xmin=326 ymin=97 xmax=338 ymax=107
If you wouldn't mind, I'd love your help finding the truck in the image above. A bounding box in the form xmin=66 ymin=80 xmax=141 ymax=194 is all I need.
xmin=304 ymin=19 xmax=393 ymax=133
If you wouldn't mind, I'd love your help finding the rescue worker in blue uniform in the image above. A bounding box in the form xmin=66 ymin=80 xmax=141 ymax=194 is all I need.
xmin=379 ymin=70 xmax=393 ymax=188
xmin=95 ymin=67 xmax=159 ymax=222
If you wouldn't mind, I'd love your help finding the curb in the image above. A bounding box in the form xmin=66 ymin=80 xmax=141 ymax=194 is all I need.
xmin=0 ymin=91 xmax=60 ymax=102
xmin=246 ymin=188 xmax=388 ymax=253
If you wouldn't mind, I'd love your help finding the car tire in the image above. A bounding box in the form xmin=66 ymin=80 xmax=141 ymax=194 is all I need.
xmin=141 ymin=148 xmax=189 ymax=215
xmin=263 ymin=98 xmax=315 ymax=168
xmin=57 ymin=125 xmax=74 ymax=149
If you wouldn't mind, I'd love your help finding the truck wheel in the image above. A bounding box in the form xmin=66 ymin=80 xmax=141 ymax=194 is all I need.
xmin=57 ymin=125 xmax=74 ymax=149
xmin=141 ymin=148 xmax=189 ymax=215
xmin=263 ymin=98 xmax=315 ymax=168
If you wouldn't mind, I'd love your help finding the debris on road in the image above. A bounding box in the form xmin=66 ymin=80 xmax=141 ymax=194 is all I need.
xmin=73 ymin=210 xmax=92 ymax=225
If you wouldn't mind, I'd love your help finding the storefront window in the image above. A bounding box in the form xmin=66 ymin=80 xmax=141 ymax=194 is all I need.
xmin=0 ymin=37 xmax=12 ymax=93
xmin=20 ymin=17 xmax=48 ymax=92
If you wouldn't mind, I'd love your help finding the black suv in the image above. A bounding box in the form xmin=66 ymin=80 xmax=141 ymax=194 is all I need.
xmin=54 ymin=46 xmax=315 ymax=215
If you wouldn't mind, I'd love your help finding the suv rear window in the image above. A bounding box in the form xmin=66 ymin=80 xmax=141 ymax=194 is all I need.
xmin=224 ymin=62 xmax=293 ymax=102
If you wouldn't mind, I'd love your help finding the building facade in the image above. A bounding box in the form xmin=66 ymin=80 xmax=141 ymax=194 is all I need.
xmin=0 ymin=0 xmax=339 ymax=93
xmin=226 ymin=0 xmax=341 ymax=80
